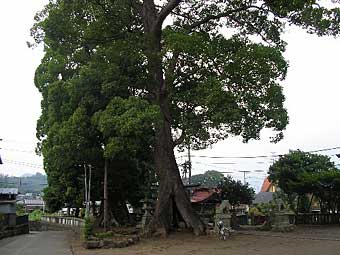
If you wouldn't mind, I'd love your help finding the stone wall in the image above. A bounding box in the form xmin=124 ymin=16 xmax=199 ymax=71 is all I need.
xmin=0 ymin=224 xmax=29 ymax=240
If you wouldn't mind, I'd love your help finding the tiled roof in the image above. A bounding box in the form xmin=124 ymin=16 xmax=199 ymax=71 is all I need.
xmin=191 ymin=188 xmax=219 ymax=203
xmin=253 ymin=192 xmax=274 ymax=204
xmin=260 ymin=177 xmax=272 ymax=192
xmin=24 ymin=199 xmax=45 ymax=205
xmin=0 ymin=188 xmax=18 ymax=195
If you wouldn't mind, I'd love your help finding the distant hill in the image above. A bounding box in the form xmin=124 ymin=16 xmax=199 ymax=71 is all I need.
xmin=0 ymin=172 xmax=47 ymax=195
xmin=21 ymin=173 xmax=34 ymax=177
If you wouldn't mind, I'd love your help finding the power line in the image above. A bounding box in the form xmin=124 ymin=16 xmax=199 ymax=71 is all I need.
xmin=1 ymin=159 xmax=43 ymax=169
xmin=177 ymin=145 xmax=340 ymax=160
xmin=1 ymin=148 xmax=38 ymax=154
xmin=1 ymin=139 xmax=36 ymax=145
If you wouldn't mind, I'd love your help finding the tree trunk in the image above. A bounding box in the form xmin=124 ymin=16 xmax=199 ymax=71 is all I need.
xmin=147 ymin=114 xmax=205 ymax=236
xmin=142 ymin=0 xmax=205 ymax=236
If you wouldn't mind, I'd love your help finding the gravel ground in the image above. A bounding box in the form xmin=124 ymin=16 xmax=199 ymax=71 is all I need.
xmin=72 ymin=226 xmax=340 ymax=255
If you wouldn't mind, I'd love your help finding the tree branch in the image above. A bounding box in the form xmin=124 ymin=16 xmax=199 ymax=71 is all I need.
xmin=188 ymin=6 xmax=250 ymax=31
xmin=156 ymin=0 xmax=183 ymax=28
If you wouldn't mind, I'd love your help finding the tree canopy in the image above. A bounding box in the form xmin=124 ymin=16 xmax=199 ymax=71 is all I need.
xmin=218 ymin=176 xmax=255 ymax=206
xmin=31 ymin=0 xmax=340 ymax=234
xmin=191 ymin=170 xmax=224 ymax=188
xmin=268 ymin=150 xmax=340 ymax=213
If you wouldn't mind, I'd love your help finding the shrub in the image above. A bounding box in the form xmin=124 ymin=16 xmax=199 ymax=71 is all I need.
xmin=83 ymin=217 xmax=95 ymax=240
xmin=95 ymin=231 xmax=114 ymax=239
xmin=29 ymin=209 xmax=43 ymax=221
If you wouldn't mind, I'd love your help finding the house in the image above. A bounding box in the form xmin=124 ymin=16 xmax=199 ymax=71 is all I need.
xmin=23 ymin=199 xmax=45 ymax=212
xmin=0 ymin=188 xmax=18 ymax=227
xmin=260 ymin=177 xmax=277 ymax=192
xmin=253 ymin=177 xmax=277 ymax=205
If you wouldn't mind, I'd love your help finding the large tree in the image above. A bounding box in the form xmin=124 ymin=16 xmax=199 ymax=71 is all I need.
xmin=31 ymin=1 xmax=340 ymax=235
xmin=191 ymin=170 xmax=224 ymax=188
xmin=219 ymin=176 xmax=255 ymax=207
xmin=268 ymin=150 xmax=340 ymax=213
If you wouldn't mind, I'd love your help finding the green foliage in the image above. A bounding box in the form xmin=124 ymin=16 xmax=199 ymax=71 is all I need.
xmin=29 ymin=209 xmax=43 ymax=221
xmin=254 ymin=202 xmax=276 ymax=216
xmin=31 ymin=0 xmax=340 ymax=227
xmin=94 ymin=231 xmax=114 ymax=239
xmin=269 ymin=150 xmax=335 ymax=195
xmin=16 ymin=204 xmax=26 ymax=216
xmin=218 ymin=176 xmax=255 ymax=206
xmin=190 ymin=170 xmax=224 ymax=188
xmin=269 ymin=150 xmax=340 ymax=213
xmin=248 ymin=207 xmax=264 ymax=216
xmin=83 ymin=216 xmax=95 ymax=240
xmin=31 ymin=0 xmax=153 ymax=217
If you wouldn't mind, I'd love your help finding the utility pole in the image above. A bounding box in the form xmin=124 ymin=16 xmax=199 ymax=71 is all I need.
xmin=84 ymin=163 xmax=93 ymax=217
xmin=103 ymin=159 xmax=108 ymax=231
xmin=88 ymin=164 xmax=92 ymax=216
xmin=188 ymin=142 xmax=192 ymax=185
xmin=84 ymin=164 xmax=88 ymax=217
xmin=239 ymin=170 xmax=250 ymax=185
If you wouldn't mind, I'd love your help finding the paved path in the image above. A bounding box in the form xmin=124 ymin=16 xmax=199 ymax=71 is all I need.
xmin=0 ymin=231 xmax=72 ymax=255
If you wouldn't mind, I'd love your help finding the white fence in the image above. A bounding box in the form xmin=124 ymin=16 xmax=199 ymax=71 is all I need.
xmin=41 ymin=216 xmax=84 ymax=227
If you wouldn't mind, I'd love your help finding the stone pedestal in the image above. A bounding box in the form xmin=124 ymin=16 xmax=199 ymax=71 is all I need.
xmin=141 ymin=209 xmax=153 ymax=227
xmin=137 ymin=199 xmax=155 ymax=229
xmin=215 ymin=213 xmax=231 ymax=230
xmin=271 ymin=212 xmax=295 ymax=232
xmin=214 ymin=200 xmax=232 ymax=229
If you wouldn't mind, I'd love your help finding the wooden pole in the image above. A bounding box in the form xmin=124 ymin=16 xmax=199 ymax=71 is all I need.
xmin=188 ymin=142 xmax=191 ymax=185
xmin=88 ymin=164 xmax=92 ymax=216
xmin=84 ymin=164 xmax=88 ymax=217
xmin=104 ymin=159 xmax=108 ymax=231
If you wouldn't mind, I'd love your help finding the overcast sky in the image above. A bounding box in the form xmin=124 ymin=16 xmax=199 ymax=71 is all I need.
xmin=0 ymin=1 xmax=339 ymax=192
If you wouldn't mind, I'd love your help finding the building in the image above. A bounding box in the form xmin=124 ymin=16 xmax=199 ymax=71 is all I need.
xmin=253 ymin=177 xmax=277 ymax=205
xmin=23 ymin=199 xmax=45 ymax=213
xmin=260 ymin=177 xmax=277 ymax=192
xmin=0 ymin=188 xmax=18 ymax=227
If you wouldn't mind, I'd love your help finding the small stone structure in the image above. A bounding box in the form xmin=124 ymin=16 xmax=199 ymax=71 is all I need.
xmin=83 ymin=235 xmax=140 ymax=249
xmin=140 ymin=199 xmax=154 ymax=227
xmin=0 ymin=188 xmax=18 ymax=227
xmin=271 ymin=212 xmax=295 ymax=232
xmin=214 ymin=200 xmax=232 ymax=229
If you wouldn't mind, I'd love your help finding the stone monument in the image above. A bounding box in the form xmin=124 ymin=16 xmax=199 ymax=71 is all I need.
xmin=215 ymin=200 xmax=232 ymax=229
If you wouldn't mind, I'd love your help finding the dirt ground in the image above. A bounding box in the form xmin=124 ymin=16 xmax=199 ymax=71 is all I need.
xmin=71 ymin=226 xmax=340 ymax=255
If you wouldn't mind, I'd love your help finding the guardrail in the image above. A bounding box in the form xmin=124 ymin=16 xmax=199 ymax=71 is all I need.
xmin=41 ymin=216 xmax=84 ymax=227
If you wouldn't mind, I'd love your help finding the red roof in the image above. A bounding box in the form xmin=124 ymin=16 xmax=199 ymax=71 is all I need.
xmin=260 ymin=177 xmax=272 ymax=192
xmin=190 ymin=188 xmax=219 ymax=203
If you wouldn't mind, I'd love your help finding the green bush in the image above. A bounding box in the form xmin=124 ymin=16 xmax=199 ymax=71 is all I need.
xmin=29 ymin=209 xmax=43 ymax=221
xmin=16 ymin=204 xmax=26 ymax=216
xmin=95 ymin=231 xmax=114 ymax=239
xmin=249 ymin=207 xmax=264 ymax=216
xmin=83 ymin=217 xmax=95 ymax=240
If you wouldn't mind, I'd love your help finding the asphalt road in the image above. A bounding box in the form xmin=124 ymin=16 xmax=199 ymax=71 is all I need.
xmin=0 ymin=231 xmax=72 ymax=255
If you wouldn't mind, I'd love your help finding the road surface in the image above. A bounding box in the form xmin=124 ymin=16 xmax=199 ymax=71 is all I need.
xmin=0 ymin=231 xmax=72 ymax=255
